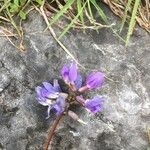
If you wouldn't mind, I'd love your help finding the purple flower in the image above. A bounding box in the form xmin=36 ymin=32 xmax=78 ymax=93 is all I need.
xmin=86 ymin=72 xmax=105 ymax=90
xmin=47 ymin=96 xmax=66 ymax=118
xmin=61 ymin=62 xmax=77 ymax=84
xmin=35 ymin=80 xmax=61 ymax=106
xmin=74 ymin=74 xmax=83 ymax=89
xmin=52 ymin=96 xmax=66 ymax=116
xmin=84 ymin=96 xmax=104 ymax=114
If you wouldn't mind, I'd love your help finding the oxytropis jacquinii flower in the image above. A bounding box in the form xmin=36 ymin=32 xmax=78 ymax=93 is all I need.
xmin=35 ymin=62 xmax=105 ymax=123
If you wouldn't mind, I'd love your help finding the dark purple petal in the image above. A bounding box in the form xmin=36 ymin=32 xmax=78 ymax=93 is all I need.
xmin=69 ymin=62 xmax=77 ymax=83
xmin=53 ymin=104 xmax=61 ymax=116
xmin=85 ymin=96 xmax=104 ymax=114
xmin=61 ymin=65 xmax=69 ymax=82
xmin=86 ymin=72 xmax=105 ymax=90
xmin=74 ymin=74 xmax=83 ymax=89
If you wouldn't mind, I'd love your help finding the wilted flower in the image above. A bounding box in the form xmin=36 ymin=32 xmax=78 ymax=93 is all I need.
xmin=85 ymin=96 xmax=104 ymax=114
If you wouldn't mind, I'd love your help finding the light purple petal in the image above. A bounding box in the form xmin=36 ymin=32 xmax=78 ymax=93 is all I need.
xmin=85 ymin=96 xmax=104 ymax=107
xmin=35 ymin=81 xmax=61 ymax=107
xmin=56 ymin=96 xmax=66 ymax=109
xmin=85 ymin=96 xmax=104 ymax=114
xmin=69 ymin=62 xmax=77 ymax=83
xmin=53 ymin=79 xmax=61 ymax=92
xmin=43 ymin=82 xmax=54 ymax=92
xmin=74 ymin=74 xmax=83 ymax=89
xmin=86 ymin=72 xmax=105 ymax=90
xmin=35 ymin=86 xmax=47 ymax=102
xmin=61 ymin=65 xmax=69 ymax=81
xmin=52 ymin=96 xmax=65 ymax=116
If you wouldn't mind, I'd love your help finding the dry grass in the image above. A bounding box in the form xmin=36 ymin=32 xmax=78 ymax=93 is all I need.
xmin=104 ymin=0 xmax=150 ymax=33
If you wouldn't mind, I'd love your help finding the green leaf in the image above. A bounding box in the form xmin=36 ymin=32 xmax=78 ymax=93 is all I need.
xmin=9 ymin=3 xmax=19 ymax=13
xmin=126 ymin=0 xmax=141 ymax=46
xmin=19 ymin=10 xmax=27 ymax=20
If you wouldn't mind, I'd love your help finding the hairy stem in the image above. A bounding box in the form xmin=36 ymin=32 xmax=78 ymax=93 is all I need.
xmin=43 ymin=113 xmax=64 ymax=150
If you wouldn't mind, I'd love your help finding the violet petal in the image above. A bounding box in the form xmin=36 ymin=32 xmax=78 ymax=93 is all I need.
xmin=86 ymin=72 xmax=105 ymax=90
xmin=69 ymin=62 xmax=77 ymax=83
xmin=61 ymin=65 xmax=69 ymax=82
xmin=43 ymin=82 xmax=54 ymax=92
xmin=53 ymin=79 xmax=61 ymax=92
xmin=74 ymin=74 xmax=83 ymax=89
xmin=85 ymin=96 xmax=104 ymax=114
xmin=52 ymin=96 xmax=65 ymax=116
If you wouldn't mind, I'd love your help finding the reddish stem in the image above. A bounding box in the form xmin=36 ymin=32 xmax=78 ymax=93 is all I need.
xmin=43 ymin=113 xmax=64 ymax=150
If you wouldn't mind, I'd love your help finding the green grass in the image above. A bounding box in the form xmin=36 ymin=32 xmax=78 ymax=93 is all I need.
xmin=0 ymin=0 xmax=146 ymax=46
xmin=125 ymin=0 xmax=141 ymax=46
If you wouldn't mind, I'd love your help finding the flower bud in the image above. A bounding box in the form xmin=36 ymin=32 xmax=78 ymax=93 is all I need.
xmin=86 ymin=72 xmax=105 ymax=90
xmin=68 ymin=110 xmax=87 ymax=125
xmin=85 ymin=96 xmax=104 ymax=114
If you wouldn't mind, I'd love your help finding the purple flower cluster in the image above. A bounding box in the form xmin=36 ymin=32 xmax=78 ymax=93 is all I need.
xmin=36 ymin=62 xmax=105 ymax=119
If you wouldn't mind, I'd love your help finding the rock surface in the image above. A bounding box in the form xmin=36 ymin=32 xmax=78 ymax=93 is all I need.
xmin=0 ymin=4 xmax=150 ymax=150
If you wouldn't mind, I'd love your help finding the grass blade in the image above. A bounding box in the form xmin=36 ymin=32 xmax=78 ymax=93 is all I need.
xmin=120 ymin=0 xmax=133 ymax=32
xmin=90 ymin=0 xmax=108 ymax=23
xmin=0 ymin=0 xmax=11 ymax=13
xmin=77 ymin=0 xmax=84 ymax=27
xmin=87 ymin=0 xmax=94 ymax=20
xmin=58 ymin=1 xmax=87 ymax=39
xmin=47 ymin=0 xmax=75 ymax=27
xmin=126 ymin=0 xmax=141 ymax=46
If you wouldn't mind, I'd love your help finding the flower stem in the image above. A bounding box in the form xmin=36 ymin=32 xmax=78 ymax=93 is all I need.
xmin=43 ymin=113 xmax=64 ymax=150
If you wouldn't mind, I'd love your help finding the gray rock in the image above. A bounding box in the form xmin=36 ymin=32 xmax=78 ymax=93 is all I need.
xmin=0 ymin=4 xmax=150 ymax=150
